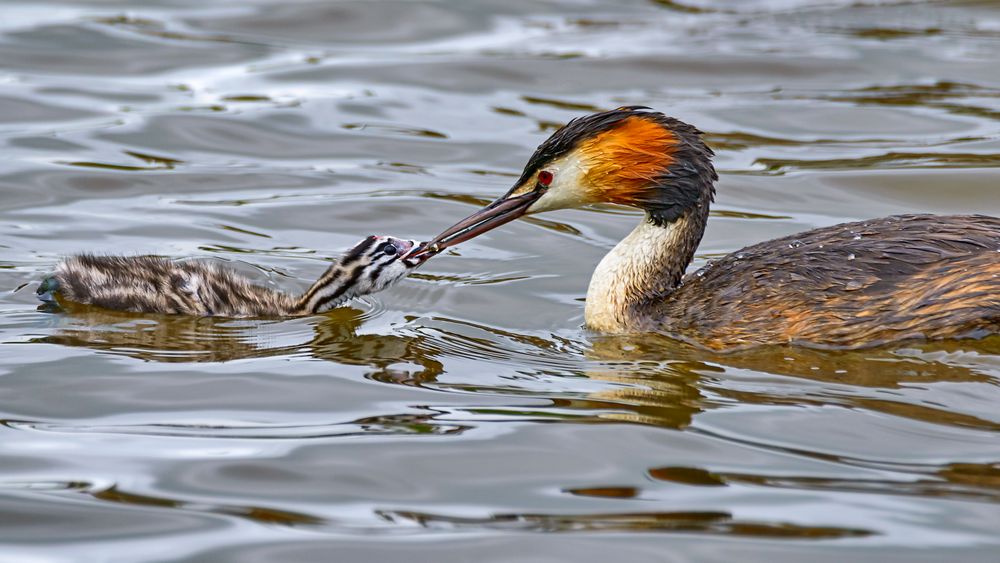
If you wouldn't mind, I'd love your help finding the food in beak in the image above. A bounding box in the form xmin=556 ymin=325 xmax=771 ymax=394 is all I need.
xmin=393 ymin=239 xmax=415 ymax=255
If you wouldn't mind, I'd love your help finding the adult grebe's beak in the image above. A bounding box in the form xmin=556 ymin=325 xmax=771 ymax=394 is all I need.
xmin=408 ymin=189 xmax=544 ymax=261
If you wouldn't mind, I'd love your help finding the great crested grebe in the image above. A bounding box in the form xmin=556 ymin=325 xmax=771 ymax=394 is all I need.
xmin=38 ymin=235 xmax=426 ymax=317
xmin=413 ymin=107 xmax=1000 ymax=350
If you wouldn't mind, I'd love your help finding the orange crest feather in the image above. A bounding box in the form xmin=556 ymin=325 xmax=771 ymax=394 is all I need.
xmin=579 ymin=116 xmax=677 ymax=205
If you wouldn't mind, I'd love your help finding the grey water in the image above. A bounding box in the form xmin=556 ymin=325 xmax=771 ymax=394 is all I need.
xmin=1 ymin=1 xmax=999 ymax=561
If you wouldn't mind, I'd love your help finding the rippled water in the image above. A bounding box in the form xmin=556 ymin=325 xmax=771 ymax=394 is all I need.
xmin=1 ymin=1 xmax=999 ymax=561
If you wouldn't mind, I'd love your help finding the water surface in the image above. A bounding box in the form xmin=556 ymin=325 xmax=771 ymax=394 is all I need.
xmin=1 ymin=1 xmax=999 ymax=561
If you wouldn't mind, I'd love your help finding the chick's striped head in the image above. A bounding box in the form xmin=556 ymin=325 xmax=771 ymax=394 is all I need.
xmin=299 ymin=235 xmax=420 ymax=314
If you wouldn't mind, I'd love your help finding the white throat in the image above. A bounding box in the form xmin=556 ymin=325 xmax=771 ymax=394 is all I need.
xmin=584 ymin=214 xmax=697 ymax=332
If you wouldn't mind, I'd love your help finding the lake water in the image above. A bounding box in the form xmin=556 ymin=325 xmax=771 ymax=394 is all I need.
xmin=1 ymin=1 xmax=999 ymax=561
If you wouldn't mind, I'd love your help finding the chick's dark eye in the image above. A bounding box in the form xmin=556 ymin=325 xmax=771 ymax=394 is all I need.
xmin=537 ymin=170 xmax=554 ymax=187
xmin=379 ymin=242 xmax=398 ymax=256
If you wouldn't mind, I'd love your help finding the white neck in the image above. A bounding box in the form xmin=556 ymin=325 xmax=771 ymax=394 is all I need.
xmin=585 ymin=213 xmax=701 ymax=332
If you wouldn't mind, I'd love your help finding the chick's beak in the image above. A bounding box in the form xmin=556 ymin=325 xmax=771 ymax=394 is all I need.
xmin=400 ymin=240 xmax=429 ymax=267
xmin=408 ymin=188 xmax=544 ymax=261
xmin=393 ymin=239 xmax=415 ymax=255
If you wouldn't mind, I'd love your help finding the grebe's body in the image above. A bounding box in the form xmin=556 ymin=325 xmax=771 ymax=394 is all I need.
xmin=595 ymin=213 xmax=999 ymax=349
xmin=418 ymin=107 xmax=1000 ymax=350
xmin=39 ymin=236 xmax=422 ymax=317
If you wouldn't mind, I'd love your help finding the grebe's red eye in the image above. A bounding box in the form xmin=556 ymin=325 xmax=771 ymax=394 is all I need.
xmin=537 ymin=170 xmax=553 ymax=187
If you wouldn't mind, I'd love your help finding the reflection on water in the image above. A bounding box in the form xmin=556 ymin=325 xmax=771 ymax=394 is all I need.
xmin=377 ymin=508 xmax=875 ymax=538
xmin=93 ymin=484 xmax=324 ymax=528
xmin=649 ymin=462 xmax=1000 ymax=503
xmin=32 ymin=303 xmax=428 ymax=369
xmin=29 ymin=302 xmax=1000 ymax=448
xmin=1 ymin=0 xmax=1000 ymax=560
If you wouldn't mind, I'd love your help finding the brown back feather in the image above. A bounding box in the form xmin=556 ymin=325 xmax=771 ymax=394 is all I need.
xmin=54 ymin=255 xmax=299 ymax=317
xmin=656 ymin=214 xmax=1000 ymax=350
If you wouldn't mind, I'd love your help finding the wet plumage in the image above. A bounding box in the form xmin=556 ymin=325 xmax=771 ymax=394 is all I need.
xmin=419 ymin=107 xmax=1000 ymax=350
xmin=657 ymin=214 xmax=1000 ymax=350
xmin=39 ymin=236 xmax=423 ymax=317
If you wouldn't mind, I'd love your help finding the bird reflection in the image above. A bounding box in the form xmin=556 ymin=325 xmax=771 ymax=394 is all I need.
xmin=589 ymin=333 xmax=1000 ymax=386
xmin=587 ymin=332 xmax=1000 ymax=432
xmin=34 ymin=303 xmax=1000 ymax=508
xmin=560 ymin=361 xmax=708 ymax=429
xmin=32 ymin=301 xmax=443 ymax=383
xmin=34 ymin=300 xmax=1000 ymax=435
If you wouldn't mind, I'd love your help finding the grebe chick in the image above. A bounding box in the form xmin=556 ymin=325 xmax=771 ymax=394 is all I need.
xmin=38 ymin=235 xmax=426 ymax=317
xmin=414 ymin=107 xmax=1000 ymax=350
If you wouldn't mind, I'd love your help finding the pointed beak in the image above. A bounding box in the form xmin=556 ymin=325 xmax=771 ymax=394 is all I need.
xmin=408 ymin=189 xmax=544 ymax=261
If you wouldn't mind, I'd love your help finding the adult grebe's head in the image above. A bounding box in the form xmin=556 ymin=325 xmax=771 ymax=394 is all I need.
xmin=415 ymin=106 xmax=716 ymax=255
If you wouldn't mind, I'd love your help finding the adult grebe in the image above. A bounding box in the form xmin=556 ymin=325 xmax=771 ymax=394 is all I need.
xmin=414 ymin=107 xmax=1000 ymax=350
xmin=38 ymin=235 xmax=426 ymax=317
